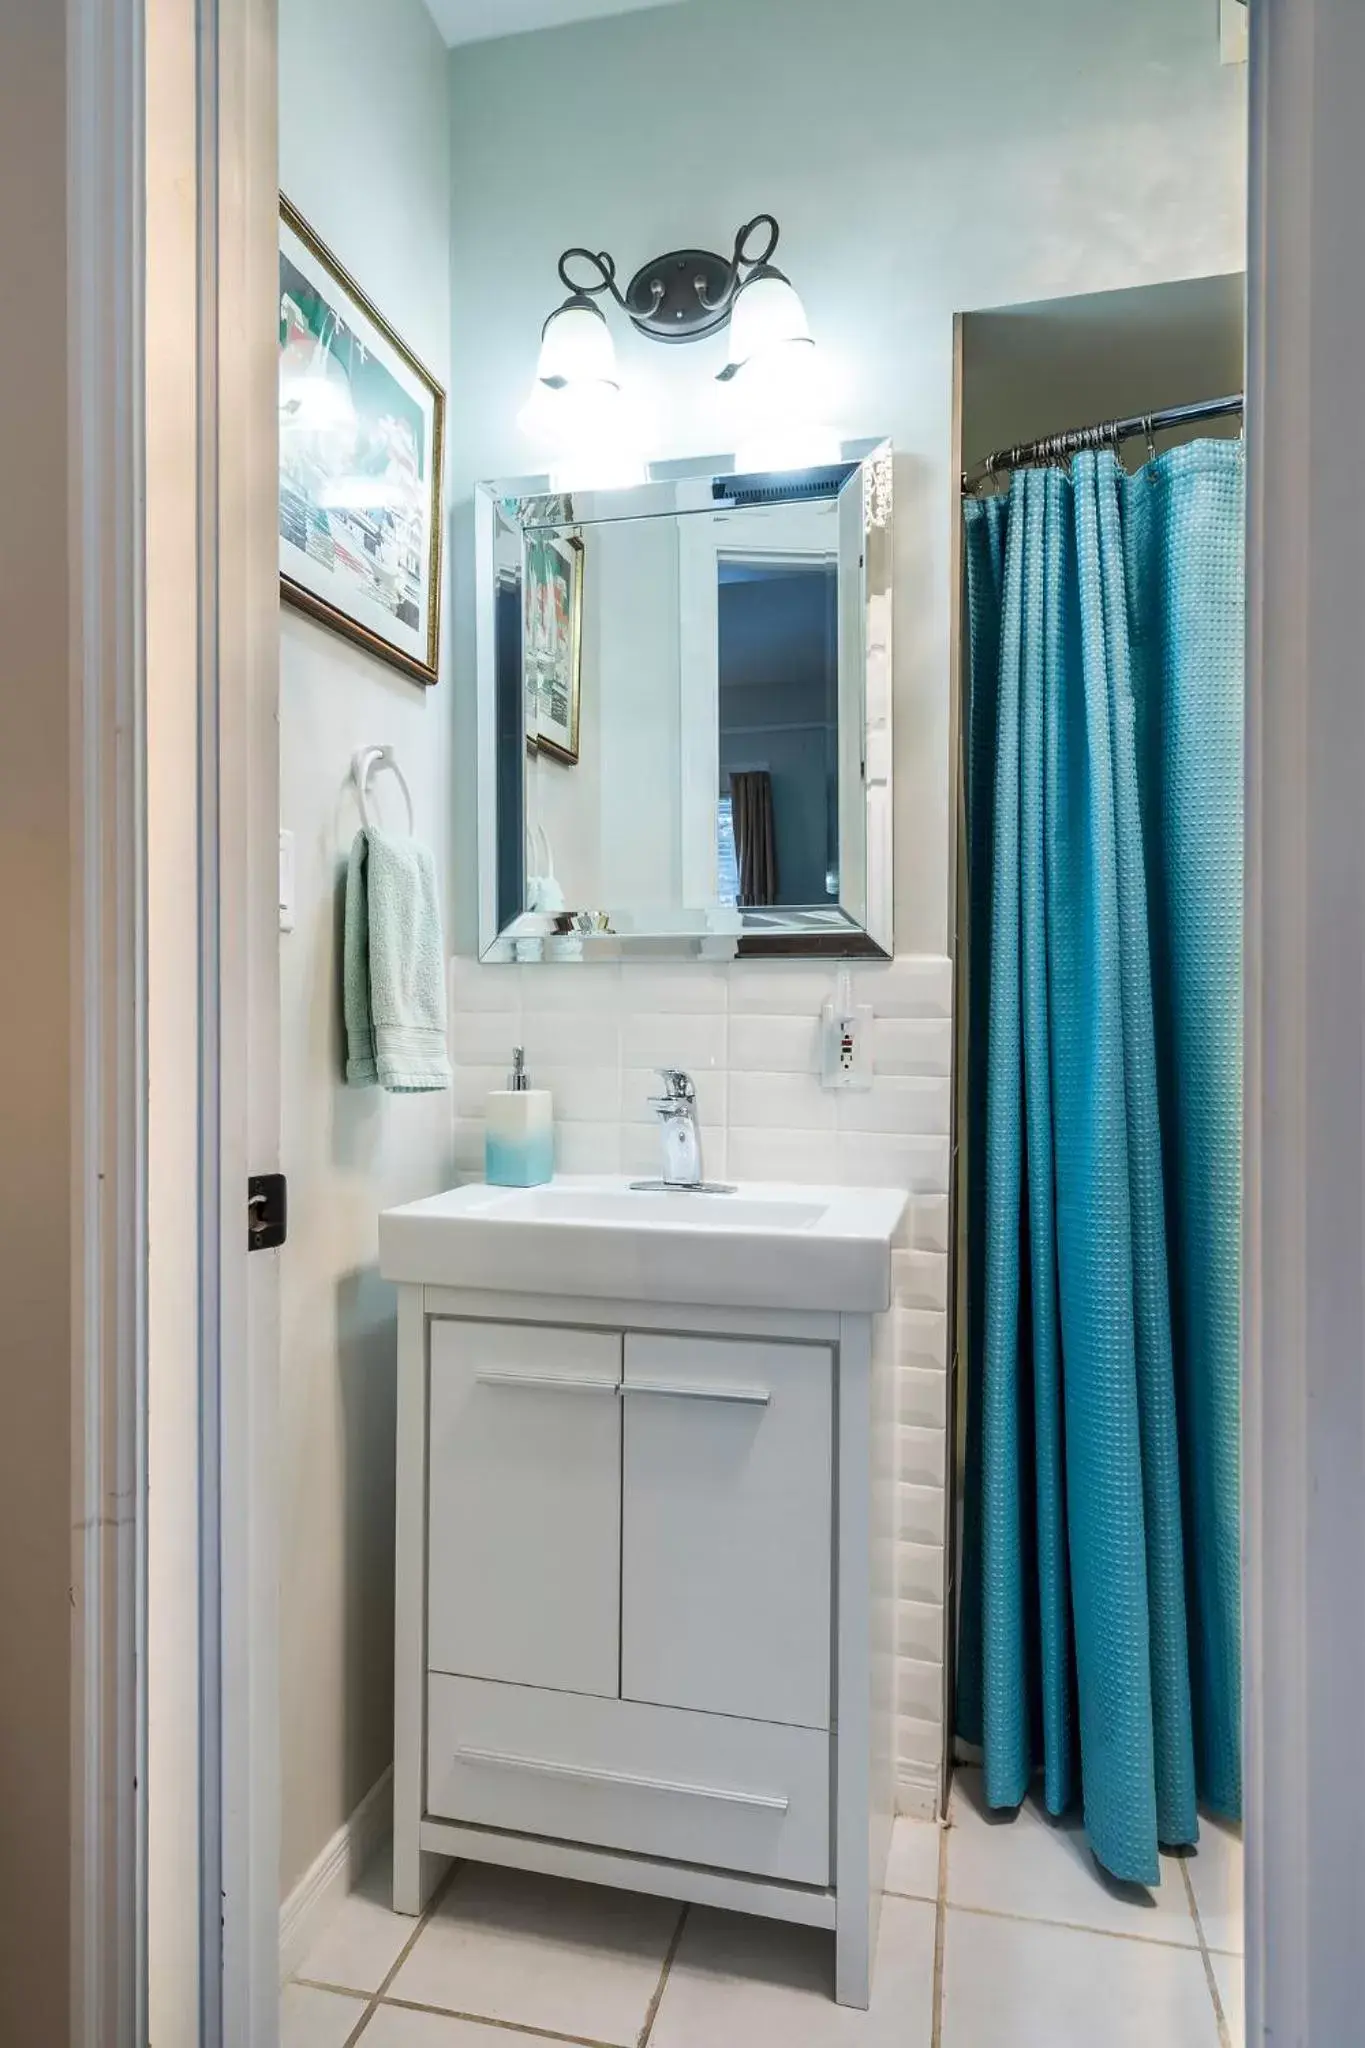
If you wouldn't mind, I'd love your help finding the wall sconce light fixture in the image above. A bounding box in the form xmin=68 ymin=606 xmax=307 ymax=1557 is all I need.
xmin=521 ymin=214 xmax=836 ymax=483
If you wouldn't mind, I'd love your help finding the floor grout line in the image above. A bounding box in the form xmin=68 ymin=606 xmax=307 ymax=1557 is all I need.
xmin=930 ymin=1822 xmax=949 ymax=2047
xmin=340 ymin=1857 xmax=465 ymax=2046
xmin=1177 ymin=1854 xmax=1235 ymax=2047
xmin=937 ymin=1896 xmax=1212 ymax=1954
xmin=379 ymin=1993 xmax=630 ymax=2047
xmin=637 ymin=1903 xmax=689 ymax=2048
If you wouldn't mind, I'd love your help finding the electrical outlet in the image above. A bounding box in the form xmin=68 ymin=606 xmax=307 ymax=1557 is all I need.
xmin=820 ymin=999 xmax=874 ymax=1091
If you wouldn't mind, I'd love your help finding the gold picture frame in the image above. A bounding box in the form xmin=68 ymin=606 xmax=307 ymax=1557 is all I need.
xmin=278 ymin=195 xmax=446 ymax=686
xmin=524 ymin=530 xmax=584 ymax=764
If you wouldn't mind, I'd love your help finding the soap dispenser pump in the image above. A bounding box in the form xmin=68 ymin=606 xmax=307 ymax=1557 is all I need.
xmin=485 ymin=1046 xmax=555 ymax=1187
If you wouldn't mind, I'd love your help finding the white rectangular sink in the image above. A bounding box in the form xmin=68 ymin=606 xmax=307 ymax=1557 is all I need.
xmin=379 ymin=1175 xmax=908 ymax=1313
xmin=492 ymin=1187 xmax=829 ymax=1231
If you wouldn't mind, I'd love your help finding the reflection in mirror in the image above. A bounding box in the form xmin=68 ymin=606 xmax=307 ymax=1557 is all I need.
xmin=475 ymin=443 xmax=893 ymax=962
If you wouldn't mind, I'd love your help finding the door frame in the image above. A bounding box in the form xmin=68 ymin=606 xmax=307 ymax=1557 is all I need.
xmin=71 ymin=0 xmax=281 ymax=2040
xmin=1241 ymin=3 xmax=1365 ymax=2041
xmin=68 ymin=0 xmax=145 ymax=2037
xmin=74 ymin=0 xmax=1365 ymax=2042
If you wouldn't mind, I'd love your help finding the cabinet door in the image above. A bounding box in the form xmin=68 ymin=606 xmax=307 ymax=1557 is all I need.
xmin=428 ymin=1320 xmax=621 ymax=1698
xmin=621 ymin=1334 xmax=833 ymax=1728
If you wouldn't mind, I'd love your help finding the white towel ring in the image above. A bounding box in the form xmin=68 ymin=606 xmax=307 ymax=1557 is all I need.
xmin=352 ymin=746 xmax=415 ymax=834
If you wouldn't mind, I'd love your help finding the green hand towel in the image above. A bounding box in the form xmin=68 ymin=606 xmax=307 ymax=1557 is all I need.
xmin=343 ymin=827 xmax=453 ymax=1093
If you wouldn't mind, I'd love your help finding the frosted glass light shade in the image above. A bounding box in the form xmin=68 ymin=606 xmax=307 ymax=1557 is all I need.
xmin=535 ymin=298 xmax=619 ymax=389
xmin=720 ymin=268 xmax=813 ymax=378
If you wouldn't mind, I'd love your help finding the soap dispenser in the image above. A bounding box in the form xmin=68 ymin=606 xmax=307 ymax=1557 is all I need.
xmin=485 ymin=1046 xmax=554 ymax=1188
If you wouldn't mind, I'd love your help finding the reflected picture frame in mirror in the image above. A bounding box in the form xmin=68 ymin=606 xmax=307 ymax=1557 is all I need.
xmin=475 ymin=439 xmax=894 ymax=962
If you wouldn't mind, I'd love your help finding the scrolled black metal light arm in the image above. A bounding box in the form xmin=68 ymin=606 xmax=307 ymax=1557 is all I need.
xmin=543 ymin=214 xmax=789 ymax=346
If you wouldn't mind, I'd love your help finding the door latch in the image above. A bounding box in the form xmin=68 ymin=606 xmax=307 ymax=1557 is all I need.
xmin=247 ymin=1173 xmax=287 ymax=1251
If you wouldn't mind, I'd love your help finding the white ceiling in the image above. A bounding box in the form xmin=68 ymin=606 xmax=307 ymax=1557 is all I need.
xmin=425 ymin=0 xmax=693 ymax=49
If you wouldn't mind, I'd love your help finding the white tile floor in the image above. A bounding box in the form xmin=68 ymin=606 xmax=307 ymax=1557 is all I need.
xmin=286 ymin=1772 xmax=1244 ymax=2048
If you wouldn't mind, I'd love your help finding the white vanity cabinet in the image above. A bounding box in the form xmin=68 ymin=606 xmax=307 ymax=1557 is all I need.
xmin=383 ymin=1182 xmax=903 ymax=2009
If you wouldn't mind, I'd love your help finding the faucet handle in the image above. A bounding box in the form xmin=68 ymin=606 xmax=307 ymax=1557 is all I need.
xmin=649 ymin=1066 xmax=696 ymax=1110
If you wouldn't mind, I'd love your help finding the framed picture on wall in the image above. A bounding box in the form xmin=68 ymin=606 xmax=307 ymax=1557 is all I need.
xmin=277 ymin=196 xmax=446 ymax=686
xmin=524 ymin=530 xmax=584 ymax=764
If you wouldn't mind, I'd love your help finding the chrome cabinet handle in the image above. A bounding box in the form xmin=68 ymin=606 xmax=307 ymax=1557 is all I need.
xmin=619 ymin=1381 xmax=770 ymax=1406
xmin=474 ymin=1372 xmax=619 ymax=1393
xmin=454 ymin=1744 xmax=789 ymax=1812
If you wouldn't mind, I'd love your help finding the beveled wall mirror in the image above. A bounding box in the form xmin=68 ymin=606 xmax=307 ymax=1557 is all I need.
xmin=475 ymin=440 xmax=893 ymax=961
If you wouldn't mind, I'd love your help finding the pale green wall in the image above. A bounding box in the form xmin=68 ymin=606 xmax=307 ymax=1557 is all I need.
xmin=278 ymin=0 xmax=454 ymax=1898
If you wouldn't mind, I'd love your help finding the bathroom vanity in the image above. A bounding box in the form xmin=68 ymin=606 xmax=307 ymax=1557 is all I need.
xmin=379 ymin=1176 xmax=905 ymax=2008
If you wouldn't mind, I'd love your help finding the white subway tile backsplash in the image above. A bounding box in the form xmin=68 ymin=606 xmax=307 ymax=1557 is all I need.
xmin=452 ymin=1117 xmax=485 ymax=1175
xmin=899 ymin=1656 xmax=945 ymax=1726
xmin=728 ymin=964 xmax=840 ymax=1015
xmin=899 ymin=1308 xmax=948 ymax=1373
xmin=899 ymin=1366 xmax=949 ymax=1431
xmin=897 ymin=1713 xmax=946 ymax=1775
xmin=909 ymin=1192 xmax=951 ymax=1254
xmin=520 ymin=1007 xmax=621 ymax=1069
xmin=452 ymin=1064 xmax=505 ymax=1120
xmin=517 ymin=961 xmax=623 ymax=1011
xmin=898 ymin=1597 xmax=947 ymax=1665
xmin=900 ymin=1424 xmax=947 ymax=1490
xmin=838 ymin=1075 xmax=951 ymax=1136
xmin=727 ymin=1012 xmax=819 ymax=1075
xmin=450 ymin=955 xmax=520 ymax=1016
xmin=838 ymin=1131 xmax=951 ymax=1194
xmin=622 ymin=1012 xmax=726 ymax=1073
xmin=900 ymin=1541 xmax=947 ymax=1607
xmin=727 ymin=1068 xmax=836 ymax=1131
xmin=451 ymin=1012 xmax=524 ymax=1067
xmin=900 ymin=1720 xmax=945 ymax=1785
xmin=857 ymin=955 xmax=954 ymax=1018
xmin=617 ymin=963 xmax=729 ymax=1014
xmin=555 ymin=1122 xmax=623 ymax=1174
xmin=893 ymin=1248 xmax=948 ymax=1311
xmin=539 ymin=1065 xmax=622 ymax=1124
xmin=874 ymin=1016 xmax=954 ymax=1077
xmin=899 ymin=1481 xmax=947 ymax=1548
xmin=727 ymin=1126 xmax=840 ymax=1184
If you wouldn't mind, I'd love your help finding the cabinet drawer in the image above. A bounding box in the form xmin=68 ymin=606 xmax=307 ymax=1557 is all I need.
xmin=428 ymin=1320 xmax=621 ymax=1698
xmin=427 ymin=1673 xmax=831 ymax=1886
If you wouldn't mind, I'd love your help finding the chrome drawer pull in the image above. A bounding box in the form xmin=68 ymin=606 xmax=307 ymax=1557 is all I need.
xmin=475 ymin=1372 xmax=619 ymax=1393
xmin=454 ymin=1744 xmax=790 ymax=1812
xmin=619 ymin=1382 xmax=771 ymax=1406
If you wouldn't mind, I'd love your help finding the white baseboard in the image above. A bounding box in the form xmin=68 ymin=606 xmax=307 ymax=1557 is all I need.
xmin=279 ymin=1766 xmax=393 ymax=1983
xmin=896 ymin=1758 xmax=942 ymax=1822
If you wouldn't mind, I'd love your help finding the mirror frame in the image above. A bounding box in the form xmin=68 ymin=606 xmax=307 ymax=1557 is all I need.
xmin=474 ymin=438 xmax=894 ymax=962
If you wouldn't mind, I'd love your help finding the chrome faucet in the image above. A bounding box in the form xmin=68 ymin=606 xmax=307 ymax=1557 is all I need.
xmin=647 ymin=1068 xmax=703 ymax=1187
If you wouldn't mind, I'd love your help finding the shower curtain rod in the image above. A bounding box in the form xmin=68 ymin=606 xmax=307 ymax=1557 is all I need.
xmin=962 ymin=392 xmax=1244 ymax=492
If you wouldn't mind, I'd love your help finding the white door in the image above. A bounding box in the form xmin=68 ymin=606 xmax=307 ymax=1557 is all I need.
xmin=620 ymin=1333 xmax=833 ymax=1728
xmin=428 ymin=1321 xmax=623 ymax=1697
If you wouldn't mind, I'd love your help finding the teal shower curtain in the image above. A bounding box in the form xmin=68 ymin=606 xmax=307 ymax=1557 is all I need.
xmin=957 ymin=443 xmax=1243 ymax=1885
